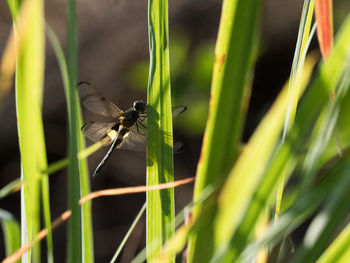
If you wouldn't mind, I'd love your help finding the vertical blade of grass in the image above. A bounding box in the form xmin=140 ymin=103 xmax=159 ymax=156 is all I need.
xmin=66 ymin=0 xmax=94 ymax=261
xmin=78 ymin=109 xmax=94 ymax=263
xmin=47 ymin=21 xmax=94 ymax=263
xmin=146 ymin=0 xmax=175 ymax=261
xmin=66 ymin=0 xmax=82 ymax=260
xmin=0 ymin=209 xmax=21 ymax=260
xmin=13 ymin=0 xmax=47 ymax=262
xmin=187 ymin=0 xmax=262 ymax=261
xmin=66 ymin=0 xmax=85 ymax=262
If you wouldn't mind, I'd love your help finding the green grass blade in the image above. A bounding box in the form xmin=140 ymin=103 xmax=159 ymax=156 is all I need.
xmin=284 ymin=0 xmax=315 ymax=132
xmin=291 ymin=162 xmax=350 ymax=263
xmin=0 ymin=179 xmax=21 ymax=199
xmin=78 ymin=122 xmax=94 ymax=263
xmin=210 ymin=56 xmax=316 ymax=262
xmin=317 ymin=222 xmax=350 ymax=263
xmin=146 ymin=0 xmax=175 ymax=261
xmin=209 ymin=14 xmax=350 ymax=261
xmin=0 ymin=209 xmax=21 ymax=260
xmin=241 ymin=160 xmax=348 ymax=262
xmin=66 ymin=0 xmax=82 ymax=258
xmin=300 ymin=56 xmax=350 ymax=189
xmin=47 ymin=17 xmax=94 ymax=262
xmin=187 ymin=0 xmax=262 ymax=261
xmin=277 ymin=0 xmax=316 ymax=219
xmin=131 ymin=184 xmax=216 ymax=263
xmin=13 ymin=0 xmax=48 ymax=261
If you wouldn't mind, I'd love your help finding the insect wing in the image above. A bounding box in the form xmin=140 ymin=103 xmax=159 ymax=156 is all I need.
xmin=78 ymin=82 xmax=124 ymax=118
xmin=171 ymin=106 xmax=187 ymax=118
xmin=136 ymin=105 xmax=187 ymax=127
xmin=82 ymin=121 xmax=116 ymax=145
xmin=119 ymin=106 xmax=186 ymax=151
xmin=118 ymin=128 xmax=146 ymax=152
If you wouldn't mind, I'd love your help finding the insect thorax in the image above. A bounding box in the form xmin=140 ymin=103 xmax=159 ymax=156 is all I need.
xmin=121 ymin=110 xmax=139 ymax=128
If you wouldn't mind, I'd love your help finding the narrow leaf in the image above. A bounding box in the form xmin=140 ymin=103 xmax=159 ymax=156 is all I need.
xmin=146 ymin=0 xmax=175 ymax=261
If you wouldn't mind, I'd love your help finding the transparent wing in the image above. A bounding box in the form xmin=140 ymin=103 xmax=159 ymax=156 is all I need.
xmin=172 ymin=106 xmax=187 ymax=118
xmin=81 ymin=121 xmax=117 ymax=145
xmin=117 ymin=122 xmax=184 ymax=153
xmin=138 ymin=105 xmax=187 ymax=126
xmin=78 ymin=82 xmax=124 ymax=118
xmin=117 ymin=127 xmax=146 ymax=152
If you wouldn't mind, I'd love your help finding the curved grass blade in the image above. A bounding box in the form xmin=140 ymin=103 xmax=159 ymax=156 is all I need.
xmin=0 ymin=209 xmax=21 ymax=260
xmin=47 ymin=4 xmax=94 ymax=261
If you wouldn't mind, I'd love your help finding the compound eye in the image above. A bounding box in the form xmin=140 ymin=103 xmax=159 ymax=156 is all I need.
xmin=134 ymin=101 xmax=146 ymax=113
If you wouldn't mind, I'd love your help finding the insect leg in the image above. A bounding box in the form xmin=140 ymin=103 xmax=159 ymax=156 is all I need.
xmin=136 ymin=122 xmax=140 ymax=134
xmin=138 ymin=120 xmax=147 ymax=129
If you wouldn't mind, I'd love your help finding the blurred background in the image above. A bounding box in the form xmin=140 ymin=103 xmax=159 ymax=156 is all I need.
xmin=0 ymin=0 xmax=349 ymax=262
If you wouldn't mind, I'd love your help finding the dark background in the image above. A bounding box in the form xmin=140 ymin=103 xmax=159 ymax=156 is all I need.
xmin=0 ymin=0 xmax=349 ymax=262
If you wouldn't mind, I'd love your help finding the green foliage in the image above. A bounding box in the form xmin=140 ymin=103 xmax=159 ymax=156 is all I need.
xmin=187 ymin=0 xmax=263 ymax=261
xmin=11 ymin=0 xmax=51 ymax=262
xmin=2 ymin=0 xmax=350 ymax=262
xmin=0 ymin=209 xmax=20 ymax=261
xmin=146 ymin=0 xmax=175 ymax=261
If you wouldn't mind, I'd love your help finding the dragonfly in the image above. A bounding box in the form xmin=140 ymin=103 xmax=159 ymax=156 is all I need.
xmin=79 ymin=82 xmax=187 ymax=176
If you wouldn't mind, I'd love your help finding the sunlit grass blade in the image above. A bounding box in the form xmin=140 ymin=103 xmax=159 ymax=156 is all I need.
xmin=300 ymin=56 xmax=350 ymax=189
xmin=3 ymin=210 xmax=72 ymax=263
xmin=210 ymin=55 xmax=316 ymax=262
xmin=291 ymin=163 xmax=350 ymax=262
xmin=0 ymin=209 xmax=21 ymax=260
xmin=77 ymin=99 xmax=94 ymax=263
xmin=284 ymin=0 xmax=315 ymax=132
xmin=317 ymin=221 xmax=350 ymax=263
xmin=264 ymin=11 xmax=350 ymax=205
xmin=11 ymin=0 xmax=50 ymax=261
xmin=277 ymin=0 xmax=316 ymax=222
xmin=187 ymin=0 xmax=262 ymax=261
xmin=210 ymin=15 xmax=350 ymax=261
xmin=241 ymin=159 xmax=348 ymax=262
xmin=0 ymin=179 xmax=21 ymax=199
xmin=132 ymin=183 xmax=216 ymax=263
xmin=146 ymin=0 xmax=175 ymax=261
